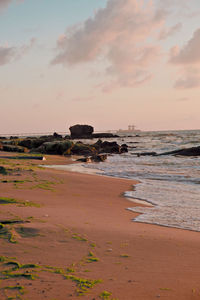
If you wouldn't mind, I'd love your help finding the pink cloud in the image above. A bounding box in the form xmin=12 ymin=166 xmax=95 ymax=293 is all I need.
xmin=170 ymin=28 xmax=200 ymax=89
xmin=0 ymin=0 xmax=24 ymax=11
xmin=174 ymin=68 xmax=200 ymax=89
xmin=170 ymin=28 xmax=200 ymax=65
xmin=0 ymin=38 xmax=36 ymax=66
xmin=158 ymin=23 xmax=182 ymax=40
xmin=52 ymin=0 xmax=166 ymax=89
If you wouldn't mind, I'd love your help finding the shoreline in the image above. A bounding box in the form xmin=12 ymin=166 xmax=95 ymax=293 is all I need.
xmin=1 ymin=152 xmax=200 ymax=299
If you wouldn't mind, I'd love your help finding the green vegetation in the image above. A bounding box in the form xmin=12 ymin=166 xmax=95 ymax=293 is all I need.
xmin=86 ymin=251 xmax=99 ymax=263
xmin=0 ymin=224 xmax=17 ymax=244
xmin=15 ymin=227 xmax=39 ymax=238
xmin=72 ymin=233 xmax=88 ymax=242
xmin=0 ymin=197 xmax=40 ymax=207
xmin=0 ymin=198 xmax=18 ymax=205
xmin=2 ymin=285 xmax=25 ymax=294
xmin=65 ymin=275 xmax=102 ymax=296
xmin=120 ymin=254 xmax=130 ymax=258
xmin=0 ymin=166 xmax=7 ymax=175
xmin=99 ymin=291 xmax=113 ymax=299
xmin=31 ymin=180 xmax=56 ymax=191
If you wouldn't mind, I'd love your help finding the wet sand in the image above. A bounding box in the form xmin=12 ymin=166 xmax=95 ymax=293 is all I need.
xmin=0 ymin=152 xmax=200 ymax=299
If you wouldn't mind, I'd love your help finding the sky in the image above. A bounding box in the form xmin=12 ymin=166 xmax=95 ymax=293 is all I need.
xmin=0 ymin=0 xmax=200 ymax=134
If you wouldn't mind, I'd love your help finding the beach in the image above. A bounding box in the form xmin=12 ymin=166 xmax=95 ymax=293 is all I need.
xmin=1 ymin=153 xmax=200 ymax=300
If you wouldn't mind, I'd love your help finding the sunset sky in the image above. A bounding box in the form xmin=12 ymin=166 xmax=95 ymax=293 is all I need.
xmin=0 ymin=0 xmax=200 ymax=134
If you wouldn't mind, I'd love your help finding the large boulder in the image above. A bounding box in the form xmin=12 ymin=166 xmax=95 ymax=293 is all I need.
xmin=93 ymin=140 xmax=128 ymax=154
xmin=1 ymin=145 xmax=26 ymax=153
xmin=70 ymin=142 xmax=96 ymax=156
xmin=18 ymin=136 xmax=56 ymax=149
xmin=31 ymin=140 xmax=73 ymax=155
xmin=69 ymin=124 xmax=94 ymax=139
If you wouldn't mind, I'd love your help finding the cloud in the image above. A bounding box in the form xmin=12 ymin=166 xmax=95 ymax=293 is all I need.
xmin=174 ymin=68 xmax=200 ymax=89
xmin=170 ymin=28 xmax=200 ymax=65
xmin=0 ymin=46 xmax=15 ymax=65
xmin=158 ymin=23 xmax=182 ymax=40
xmin=0 ymin=0 xmax=12 ymax=11
xmin=0 ymin=0 xmax=24 ymax=12
xmin=0 ymin=38 xmax=36 ymax=66
xmin=176 ymin=97 xmax=189 ymax=102
xmin=169 ymin=28 xmax=200 ymax=89
xmin=52 ymin=0 xmax=166 ymax=89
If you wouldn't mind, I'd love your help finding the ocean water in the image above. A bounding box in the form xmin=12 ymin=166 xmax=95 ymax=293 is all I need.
xmin=82 ymin=130 xmax=200 ymax=232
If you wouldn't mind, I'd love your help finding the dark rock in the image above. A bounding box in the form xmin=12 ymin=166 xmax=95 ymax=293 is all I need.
xmin=18 ymin=136 xmax=55 ymax=149
xmin=31 ymin=140 xmax=73 ymax=155
xmin=70 ymin=142 xmax=96 ymax=156
xmin=92 ymin=133 xmax=119 ymax=138
xmin=158 ymin=146 xmax=200 ymax=157
xmin=99 ymin=141 xmax=120 ymax=154
xmin=77 ymin=154 xmax=107 ymax=163
xmin=0 ymin=166 xmax=7 ymax=175
xmin=69 ymin=124 xmax=94 ymax=139
xmin=76 ymin=157 xmax=92 ymax=163
xmin=133 ymin=152 xmax=157 ymax=156
xmin=120 ymin=144 xmax=128 ymax=153
xmin=91 ymin=154 xmax=107 ymax=162
xmin=53 ymin=132 xmax=63 ymax=139
xmin=1 ymin=145 xmax=25 ymax=153
xmin=92 ymin=139 xmax=128 ymax=154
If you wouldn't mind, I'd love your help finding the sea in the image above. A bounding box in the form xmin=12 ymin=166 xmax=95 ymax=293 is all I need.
xmin=48 ymin=130 xmax=200 ymax=232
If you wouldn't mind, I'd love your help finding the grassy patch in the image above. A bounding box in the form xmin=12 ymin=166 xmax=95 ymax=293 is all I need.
xmin=120 ymin=254 xmax=130 ymax=258
xmin=65 ymin=275 xmax=102 ymax=296
xmin=15 ymin=227 xmax=40 ymax=238
xmin=72 ymin=233 xmax=88 ymax=242
xmin=30 ymin=180 xmax=56 ymax=191
xmin=86 ymin=251 xmax=99 ymax=263
xmin=0 ymin=225 xmax=17 ymax=244
xmin=0 ymin=257 xmax=39 ymax=281
xmin=2 ymin=285 xmax=25 ymax=294
xmin=99 ymin=291 xmax=113 ymax=299
xmin=0 ymin=166 xmax=7 ymax=175
xmin=0 ymin=197 xmax=40 ymax=207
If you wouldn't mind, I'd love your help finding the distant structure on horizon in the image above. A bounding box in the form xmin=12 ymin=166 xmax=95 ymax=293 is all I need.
xmin=116 ymin=125 xmax=141 ymax=134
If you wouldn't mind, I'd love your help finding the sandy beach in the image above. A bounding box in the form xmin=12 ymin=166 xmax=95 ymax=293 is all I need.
xmin=1 ymin=153 xmax=200 ymax=300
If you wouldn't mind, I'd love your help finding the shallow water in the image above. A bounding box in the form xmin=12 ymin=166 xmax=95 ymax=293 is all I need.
xmin=83 ymin=130 xmax=200 ymax=231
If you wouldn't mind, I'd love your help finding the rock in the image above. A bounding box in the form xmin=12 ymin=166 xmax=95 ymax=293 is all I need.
xmin=93 ymin=140 xmax=120 ymax=154
xmin=76 ymin=157 xmax=92 ymax=163
xmin=121 ymin=143 xmax=128 ymax=153
xmin=133 ymin=152 xmax=157 ymax=156
xmin=92 ymin=139 xmax=128 ymax=154
xmin=53 ymin=132 xmax=62 ymax=139
xmin=92 ymin=133 xmax=119 ymax=138
xmin=1 ymin=145 xmax=26 ymax=153
xmin=91 ymin=154 xmax=107 ymax=162
xmin=158 ymin=146 xmax=200 ymax=157
xmin=69 ymin=124 xmax=94 ymax=139
xmin=18 ymin=136 xmax=56 ymax=149
xmin=77 ymin=154 xmax=107 ymax=163
xmin=0 ymin=166 xmax=7 ymax=175
xmin=31 ymin=140 xmax=73 ymax=155
xmin=70 ymin=142 xmax=96 ymax=156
